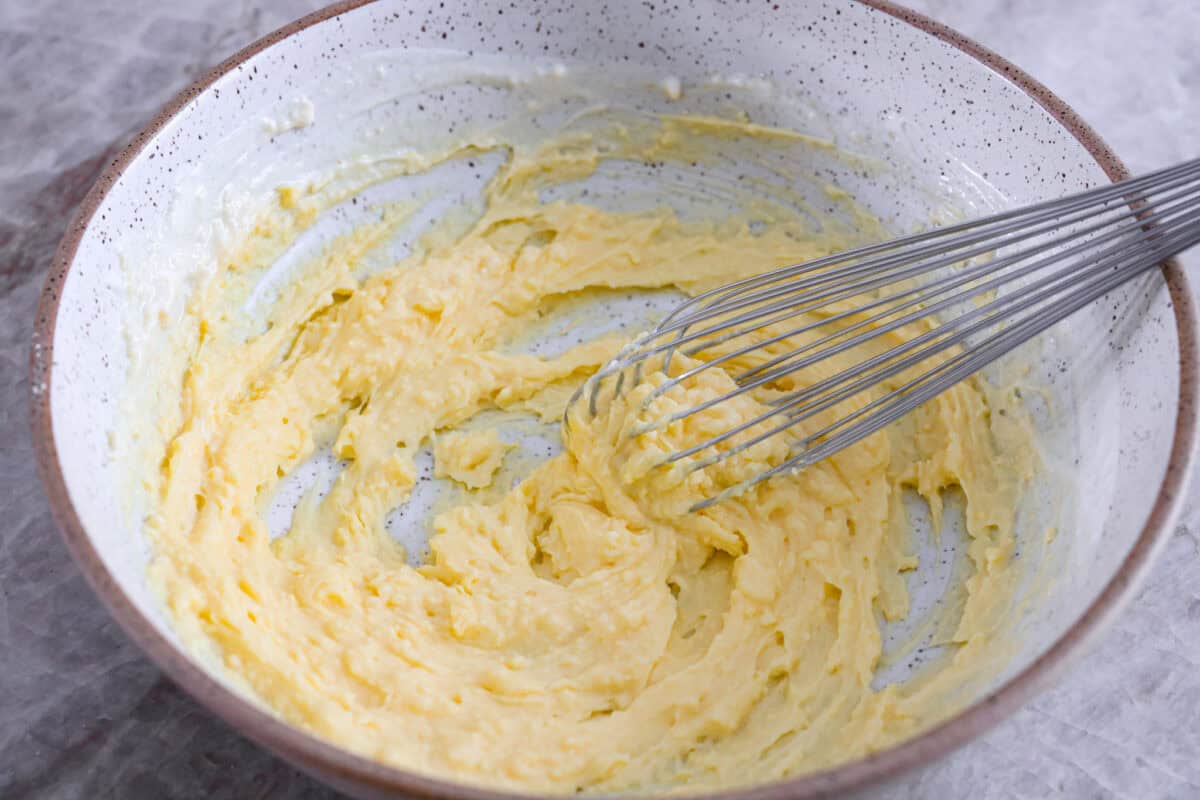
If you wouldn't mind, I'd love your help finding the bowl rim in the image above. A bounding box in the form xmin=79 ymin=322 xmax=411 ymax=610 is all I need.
xmin=28 ymin=1 xmax=1199 ymax=797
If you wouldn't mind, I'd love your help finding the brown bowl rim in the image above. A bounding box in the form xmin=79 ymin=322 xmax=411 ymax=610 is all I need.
xmin=28 ymin=1 xmax=1199 ymax=797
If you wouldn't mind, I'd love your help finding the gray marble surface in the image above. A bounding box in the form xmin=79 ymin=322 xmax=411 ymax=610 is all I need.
xmin=1 ymin=1 xmax=1197 ymax=797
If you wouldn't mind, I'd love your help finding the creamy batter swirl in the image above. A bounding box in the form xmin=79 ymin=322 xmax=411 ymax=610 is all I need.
xmin=148 ymin=117 xmax=1032 ymax=793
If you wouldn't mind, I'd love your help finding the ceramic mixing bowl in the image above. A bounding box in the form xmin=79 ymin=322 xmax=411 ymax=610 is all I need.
xmin=30 ymin=1 xmax=1197 ymax=797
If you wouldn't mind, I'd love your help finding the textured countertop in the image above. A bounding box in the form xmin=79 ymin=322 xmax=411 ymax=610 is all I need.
xmin=1 ymin=1 xmax=1197 ymax=797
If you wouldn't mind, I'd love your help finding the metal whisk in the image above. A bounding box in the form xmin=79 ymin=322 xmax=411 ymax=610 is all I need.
xmin=567 ymin=157 xmax=1200 ymax=511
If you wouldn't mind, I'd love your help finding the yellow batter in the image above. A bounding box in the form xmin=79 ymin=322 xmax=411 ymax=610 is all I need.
xmin=435 ymin=429 xmax=515 ymax=489
xmin=147 ymin=117 xmax=1033 ymax=793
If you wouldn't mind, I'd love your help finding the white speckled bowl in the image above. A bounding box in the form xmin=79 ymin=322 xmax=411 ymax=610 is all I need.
xmin=30 ymin=1 xmax=1197 ymax=798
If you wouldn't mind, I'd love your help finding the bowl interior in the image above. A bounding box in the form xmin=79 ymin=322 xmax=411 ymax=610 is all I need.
xmin=42 ymin=0 xmax=1184 ymax=791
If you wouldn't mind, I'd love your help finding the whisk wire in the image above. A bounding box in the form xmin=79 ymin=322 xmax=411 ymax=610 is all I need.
xmin=661 ymin=157 xmax=1200 ymax=328
xmin=700 ymin=199 xmax=1200 ymax=461
xmin=604 ymin=160 xmax=1200 ymax=409
xmin=568 ymin=157 xmax=1200 ymax=511
xmin=654 ymin=179 xmax=1200 ymax=435
xmin=690 ymin=224 xmax=1200 ymax=512
xmin=659 ymin=163 xmax=1200 ymax=359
